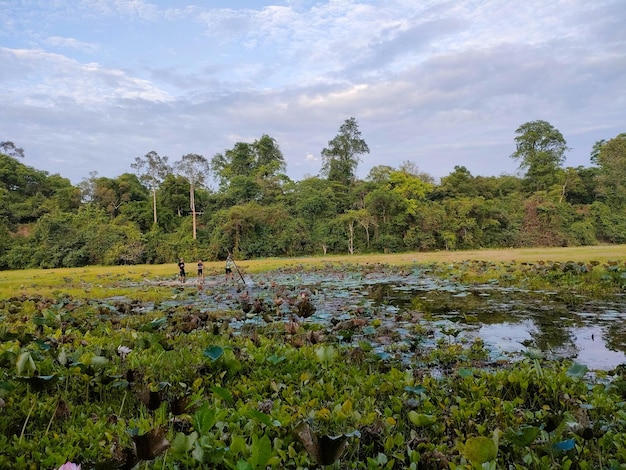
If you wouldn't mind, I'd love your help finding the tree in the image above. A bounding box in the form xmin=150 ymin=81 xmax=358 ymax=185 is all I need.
xmin=337 ymin=210 xmax=361 ymax=254
xmin=81 ymin=173 xmax=145 ymax=219
xmin=436 ymin=166 xmax=478 ymax=199
xmin=510 ymin=120 xmax=569 ymax=192
xmin=174 ymin=153 xmax=211 ymax=240
xmin=367 ymin=165 xmax=394 ymax=183
xmin=592 ymin=133 xmax=626 ymax=207
xmin=160 ymin=174 xmax=190 ymax=222
xmin=212 ymin=142 xmax=255 ymax=188
xmin=320 ymin=117 xmax=369 ymax=185
xmin=131 ymin=151 xmax=171 ymax=225
xmin=0 ymin=141 xmax=25 ymax=159
xmin=253 ymin=134 xmax=286 ymax=178
xmin=0 ymin=153 xmax=77 ymax=226
xmin=211 ymin=135 xmax=287 ymax=204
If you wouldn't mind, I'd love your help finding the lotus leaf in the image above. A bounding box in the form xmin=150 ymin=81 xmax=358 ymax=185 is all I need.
xmin=203 ymin=345 xmax=224 ymax=361
xmin=460 ymin=436 xmax=498 ymax=464
xmin=566 ymin=363 xmax=588 ymax=378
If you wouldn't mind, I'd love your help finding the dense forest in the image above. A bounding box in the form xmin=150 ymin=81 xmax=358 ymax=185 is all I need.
xmin=1 ymin=119 xmax=625 ymax=270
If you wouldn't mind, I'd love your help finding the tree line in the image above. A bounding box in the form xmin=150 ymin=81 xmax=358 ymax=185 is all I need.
xmin=1 ymin=119 xmax=625 ymax=270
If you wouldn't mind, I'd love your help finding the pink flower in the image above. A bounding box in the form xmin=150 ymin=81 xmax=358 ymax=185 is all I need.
xmin=57 ymin=462 xmax=81 ymax=470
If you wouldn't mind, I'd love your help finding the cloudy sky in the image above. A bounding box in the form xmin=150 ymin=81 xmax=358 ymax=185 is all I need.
xmin=1 ymin=0 xmax=624 ymax=186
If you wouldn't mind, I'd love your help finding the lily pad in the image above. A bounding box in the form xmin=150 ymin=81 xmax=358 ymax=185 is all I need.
xmin=203 ymin=345 xmax=224 ymax=361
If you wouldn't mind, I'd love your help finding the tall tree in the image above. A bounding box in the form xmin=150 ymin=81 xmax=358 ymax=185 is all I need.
xmin=131 ymin=151 xmax=171 ymax=225
xmin=0 ymin=141 xmax=25 ymax=159
xmin=211 ymin=134 xmax=287 ymax=203
xmin=320 ymin=117 xmax=369 ymax=186
xmin=510 ymin=120 xmax=569 ymax=192
xmin=253 ymin=134 xmax=286 ymax=178
xmin=174 ymin=153 xmax=210 ymax=240
xmin=592 ymin=133 xmax=626 ymax=207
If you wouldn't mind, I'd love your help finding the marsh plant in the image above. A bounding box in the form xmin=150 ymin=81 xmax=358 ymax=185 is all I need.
xmin=1 ymin=261 xmax=626 ymax=468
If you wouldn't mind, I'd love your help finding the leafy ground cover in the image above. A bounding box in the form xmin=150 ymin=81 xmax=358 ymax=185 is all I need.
xmin=2 ymin=251 xmax=626 ymax=468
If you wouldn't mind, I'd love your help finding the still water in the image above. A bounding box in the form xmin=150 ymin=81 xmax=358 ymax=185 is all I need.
xmin=180 ymin=268 xmax=626 ymax=371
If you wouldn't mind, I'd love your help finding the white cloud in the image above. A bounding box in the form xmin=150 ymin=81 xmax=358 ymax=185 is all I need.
xmin=44 ymin=36 xmax=99 ymax=53
xmin=0 ymin=0 xmax=624 ymax=184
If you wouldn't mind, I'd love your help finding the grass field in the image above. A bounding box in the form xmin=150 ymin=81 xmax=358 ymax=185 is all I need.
xmin=1 ymin=245 xmax=625 ymax=300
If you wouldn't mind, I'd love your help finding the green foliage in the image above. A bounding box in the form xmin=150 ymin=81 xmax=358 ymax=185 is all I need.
xmin=2 ymin=128 xmax=626 ymax=268
xmin=593 ymin=133 xmax=626 ymax=207
xmin=510 ymin=120 xmax=569 ymax=192
xmin=321 ymin=117 xmax=370 ymax=185
xmin=1 ymin=276 xmax=626 ymax=468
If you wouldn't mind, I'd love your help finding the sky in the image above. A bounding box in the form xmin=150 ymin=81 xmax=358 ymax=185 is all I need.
xmin=1 ymin=0 xmax=624 ymax=187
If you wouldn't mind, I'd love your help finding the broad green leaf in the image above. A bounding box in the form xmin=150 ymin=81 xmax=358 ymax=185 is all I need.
xmin=461 ymin=436 xmax=497 ymax=464
xmin=91 ymin=355 xmax=109 ymax=368
xmin=506 ymin=426 xmax=540 ymax=447
xmin=247 ymin=409 xmax=275 ymax=427
xmin=230 ymin=435 xmax=247 ymax=455
xmin=249 ymin=434 xmax=272 ymax=469
xmin=203 ymin=345 xmax=224 ymax=361
xmin=266 ymin=354 xmax=286 ymax=365
xmin=211 ymin=385 xmax=233 ymax=404
xmin=140 ymin=316 xmax=167 ymax=332
xmin=16 ymin=351 xmax=36 ymax=376
xmin=408 ymin=411 xmax=436 ymax=427
xmin=236 ymin=461 xmax=254 ymax=470
xmin=193 ymin=402 xmax=218 ymax=435
xmin=0 ymin=381 xmax=15 ymax=392
xmin=315 ymin=345 xmax=336 ymax=363
xmin=192 ymin=441 xmax=204 ymax=462
xmin=566 ymin=363 xmax=588 ymax=378
xmin=171 ymin=431 xmax=198 ymax=457
xmin=58 ymin=348 xmax=67 ymax=366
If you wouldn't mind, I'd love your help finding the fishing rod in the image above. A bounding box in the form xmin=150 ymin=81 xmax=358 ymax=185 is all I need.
xmin=227 ymin=250 xmax=247 ymax=285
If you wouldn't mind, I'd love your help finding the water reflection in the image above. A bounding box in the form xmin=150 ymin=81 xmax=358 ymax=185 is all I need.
xmin=570 ymin=326 xmax=626 ymax=370
xmin=180 ymin=270 xmax=626 ymax=371
xmin=475 ymin=320 xmax=535 ymax=360
xmin=377 ymin=283 xmax=626 ymax=371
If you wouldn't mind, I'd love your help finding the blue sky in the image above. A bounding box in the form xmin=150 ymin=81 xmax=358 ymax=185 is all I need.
xmin=1 ymin=0 xmax=624 ymax=186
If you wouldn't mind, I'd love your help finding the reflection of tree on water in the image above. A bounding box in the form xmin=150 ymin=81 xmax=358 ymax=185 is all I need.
xmin=375 ymin=281 xmax=626 ymax=369
xmin=520 ymin=300 xmax=578 ymax=353
xmin=367 ymin=284 xmax=395 ymax=303
xmin=530 ymin=315 xmax=577 ymax=355
xmin=605 ymin=324 xmax=626 ymax=354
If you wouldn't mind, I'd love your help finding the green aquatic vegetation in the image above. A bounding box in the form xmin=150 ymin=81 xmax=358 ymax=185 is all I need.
xmin=2 ymin=262 xmax=626 ymax=468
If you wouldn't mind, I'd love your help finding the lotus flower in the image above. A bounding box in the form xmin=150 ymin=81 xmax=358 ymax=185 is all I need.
xmin=57 ymin=462 xmax=81 ymax=470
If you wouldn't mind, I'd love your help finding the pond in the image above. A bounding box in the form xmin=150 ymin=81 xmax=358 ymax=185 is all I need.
xmin=182 ymin=265 xmax=626 ymax=371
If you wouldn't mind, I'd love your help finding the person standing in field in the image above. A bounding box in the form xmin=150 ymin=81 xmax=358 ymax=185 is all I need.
xmin=178 ymin=258 xmax=186 ymax=283
xmin=225 ymin=254 xmax=234 ymax=282
xmin=197 ymin=259 xmax=204 ymax=283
